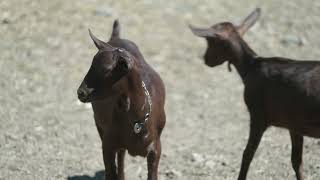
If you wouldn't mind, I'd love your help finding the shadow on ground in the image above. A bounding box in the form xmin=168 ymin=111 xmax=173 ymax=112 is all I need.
xmin=67 ymin=170 xmax=105 ymax=180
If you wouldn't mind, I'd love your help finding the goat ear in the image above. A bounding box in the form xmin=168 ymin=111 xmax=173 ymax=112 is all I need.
xmin=236 ymin=8 xmax=261 ymax=36
xmin=111 ymin=53 xmax=134 ymax=83
xmin=117 ymin=54 xmax=133 ymax=73
xmin=110 ymin=19 xmax=120 ymax=40
xmin=189 ymin=24 xmax=214 ymax=37
xmin=89 ymin=29 xmax=113 ymax=50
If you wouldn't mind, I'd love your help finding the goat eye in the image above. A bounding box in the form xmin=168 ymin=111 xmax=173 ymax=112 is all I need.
xmin=101 ymin=68 xmax=111 ymax=77
xmin=105 ymin=70 xmax=112 ymax=76
xmin=104 ymin=71 xmax=111 ymax=76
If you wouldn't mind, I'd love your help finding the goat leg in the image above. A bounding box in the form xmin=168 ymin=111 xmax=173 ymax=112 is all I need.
xmin=96 ymin=125 xmax=103 ymax=141
xmin=147 ymin=139 xmax=161 ymax=180
xmin=117 ymin=149 xmax=126 ymax=180
xmin=237 ymin=122 xmax=266 ymax=180
xmin=290 ymin=131 xmax=304 ymax=180
xmin=103 ymin=143 xmax=117 ymax=180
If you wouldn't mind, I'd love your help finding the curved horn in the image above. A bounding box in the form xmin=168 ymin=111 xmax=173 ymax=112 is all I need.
xmin=110 ymin=19 xmax=120 ymax=40
xmin=88 ymin=29 xmax=114 ymax=50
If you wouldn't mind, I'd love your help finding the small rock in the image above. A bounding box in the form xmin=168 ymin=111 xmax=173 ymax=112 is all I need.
xmin=34 ymin=126 xmax=43 ymax=132
xmin=191 ymin=153 xmax=205 ymax=163
xmin=2 ymin=18 xmax=10 ymax=24
xmin=205 ymin=160 xmax=216 ymax=169
xmin=47 ymin=37 xmax=61 ymax=48
xmin=8 ymin=165 xmax=20 ymax=171
xmin=4 ymin=133 xmax=18 ymax=142
xmin=221 ymin=161 xmax=227 ymax=166
xmin=198 ymin=113 xmax=204 ymax=119
xmin=165 ymin=169 xmax=182 ymax=179
xmin=281 ymin=35 xmax=306 ymax=46
xmin=94 ymin=7 xmax=113 ymax=17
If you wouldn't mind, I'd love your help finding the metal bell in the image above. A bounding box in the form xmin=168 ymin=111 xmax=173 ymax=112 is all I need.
xmin=134 ymin=123 xmax=143 ymax=134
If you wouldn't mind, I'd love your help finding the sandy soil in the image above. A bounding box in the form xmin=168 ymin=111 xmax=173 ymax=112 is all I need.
xmin=1 ymin=0 xmax=320 ymax=179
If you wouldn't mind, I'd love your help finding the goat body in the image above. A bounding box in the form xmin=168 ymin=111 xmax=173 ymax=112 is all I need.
xmin=78 ymin=20 xmax=166 ymax=180
xmin=190 ymin=8 xmax=318 ymax=180
xmin=244 ymin=57 xmax=320 ymax=137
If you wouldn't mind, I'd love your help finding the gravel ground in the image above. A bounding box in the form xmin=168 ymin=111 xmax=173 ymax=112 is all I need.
xmin=1 ymin=0 xmax=320 ymax=180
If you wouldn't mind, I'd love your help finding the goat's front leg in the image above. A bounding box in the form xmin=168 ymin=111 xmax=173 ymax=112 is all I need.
xmin=290 ymin=131 xmax=304 ymax=180
xmin=117 ymin=149 xmax=126 ymax=180
xmin=147 ymin=139 xmax=161 ymax=180
xmin=103 ymin=143 xmax=117 ymax=180
xmin=237 ymin=121 xmax=266 ymax=180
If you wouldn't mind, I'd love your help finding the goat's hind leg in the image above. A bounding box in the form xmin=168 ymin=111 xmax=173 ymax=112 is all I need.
xmin=290 ymin=131 xmax=304 ymax=180
xmin=237 ymin=121 xmax=266 ymax=180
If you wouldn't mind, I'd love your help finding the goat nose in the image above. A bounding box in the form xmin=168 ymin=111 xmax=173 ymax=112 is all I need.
xmin=77 ymin=88 xmax=87 ymax=98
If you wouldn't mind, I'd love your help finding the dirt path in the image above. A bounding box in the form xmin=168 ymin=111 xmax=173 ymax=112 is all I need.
xmin=1 ymin=0 xmax=320 ymax=179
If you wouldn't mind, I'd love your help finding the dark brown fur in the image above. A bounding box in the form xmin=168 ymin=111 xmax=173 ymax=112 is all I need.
xmin=190 ymin=8 xmax=320 ymax=180
xmin=77 ymin=20 xmax=166 ymax=180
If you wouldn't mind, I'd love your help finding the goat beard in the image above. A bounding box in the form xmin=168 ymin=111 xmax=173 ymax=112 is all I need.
xmin=228 ymin=61 xmax=232 ymax=72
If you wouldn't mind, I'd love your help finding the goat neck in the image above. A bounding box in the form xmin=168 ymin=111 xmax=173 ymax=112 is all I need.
xmin=230 ymin=37 xmax=258 ymax=80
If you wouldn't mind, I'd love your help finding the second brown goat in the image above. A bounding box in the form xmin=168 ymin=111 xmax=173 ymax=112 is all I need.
xmin=190 ymin=8 xmax=320 ymax=180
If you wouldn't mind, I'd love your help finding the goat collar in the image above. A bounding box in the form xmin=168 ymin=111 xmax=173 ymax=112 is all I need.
xmin=133 ymin=81 xmax=152 ymax=134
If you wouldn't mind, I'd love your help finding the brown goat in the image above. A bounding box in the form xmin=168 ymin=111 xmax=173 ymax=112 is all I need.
xmin=190 ymin=8 xmax=320 ymax=180
xmin=77 ymin=20 xmax=166 ymax=180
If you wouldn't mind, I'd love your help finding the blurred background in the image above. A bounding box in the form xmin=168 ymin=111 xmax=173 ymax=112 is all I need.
xmin=1 ymin=0 xmax=320 ymax=179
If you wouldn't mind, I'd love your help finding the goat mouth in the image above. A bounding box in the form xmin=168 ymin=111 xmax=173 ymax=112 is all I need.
xmin=78 ymin=92 xmax=110 ymax=103
xmin=78 ymin=92 xmax=95 ymax=103
xmin=78 ymin=95 xmax=91 ymax=103
xmin=205 ymin=59 xmax=224 ymax=67
xmin=205 ymin=61 xmax=215 ymax=67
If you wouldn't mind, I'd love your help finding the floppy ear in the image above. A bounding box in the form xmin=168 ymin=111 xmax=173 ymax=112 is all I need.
xmin=110 ymin=19 xmax=120 ymax=40
xmin=189 ymin=24 xmax=215 ymax=37
xmin=89 ymin=29 xmax=114 ymax=50
xmin=236 ymin=8 xmax=261 ymax=36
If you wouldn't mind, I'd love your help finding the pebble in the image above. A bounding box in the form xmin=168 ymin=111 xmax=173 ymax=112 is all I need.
xmin=205 ymin=160 xmax=216 ymax=169
xmin=2 ymin=18 xmax=10 ymax=24
xmin=221 ymin=161 xmax=227 ymax=166
xmin=191 ymin=153 xmax=206 ymax=163
xmin=8 ymin=165 xmax=20 ymax=171
xmin=281 ymin=35 xmax=306 ymax=46
xmin=34 ymin=126 xmax=44 ymax=132
xmin=4 ymin=133 xmax=18 ymax=142
xmin=165 ymin=169 xmax=182 ymax=179
xmin=94 ymin=7 xmax=113 ymax=17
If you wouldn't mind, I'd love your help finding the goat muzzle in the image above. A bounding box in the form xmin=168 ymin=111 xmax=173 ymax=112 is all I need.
xmin=77 ymin=82 xmax=95 ymax=103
